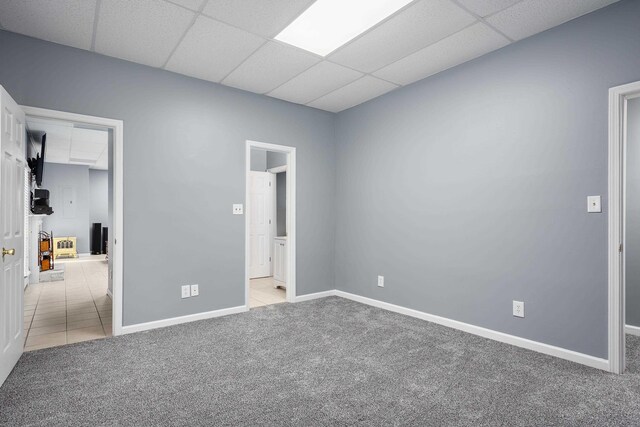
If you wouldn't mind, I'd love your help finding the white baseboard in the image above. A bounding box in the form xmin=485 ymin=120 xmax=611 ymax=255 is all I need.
xmin=334 ymin=290 xmax=610 ymax=372
xmin=116 ymin=288 xmax=610 ymax=372
xmin=626 ymin=324 xmax=640 ymax=336
xmin=121 ymin=305 xmax=248 ymax=335
xmin=294 ymin=290 xmax=337 ymax=302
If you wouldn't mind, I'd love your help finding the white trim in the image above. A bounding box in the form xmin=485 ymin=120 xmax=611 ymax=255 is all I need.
xmin=106 ymin=288 xmax=113 ymax=299
xmin=294 ymin=290 xmax=336 ymax=302
xmin=608 ymin=80 xmax=640 ymax=374
xmin=245 ymin=140 xmax=296 ymax=307
xmin=334 ymin=291 xmax=610 ymax=371
xmin=267 ymin=165 xmax=287 ymax=173
xmin=121 ymin=306 xmax=248 ymax=335
xmin=21 ymin=105 xmax=125 ymax=337
xmin=625 ymin=325 xmax=640 ymax=336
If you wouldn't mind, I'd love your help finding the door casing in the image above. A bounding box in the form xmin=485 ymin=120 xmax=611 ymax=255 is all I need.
xmin=21 ymin=106 xmax=124 ymax=337
xmin=245 ymin=140 xmax=296 ymax=306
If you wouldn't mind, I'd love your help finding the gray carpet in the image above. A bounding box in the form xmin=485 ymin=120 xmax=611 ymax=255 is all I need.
xmin=2 ymin=296 xmax=640 ymax=426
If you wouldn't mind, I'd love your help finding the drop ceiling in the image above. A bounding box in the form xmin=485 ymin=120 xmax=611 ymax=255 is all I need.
xmin=0 ymin=0 xmax=619 ymax=113
xmin=26 ymin=117 xmax=109 ymax=170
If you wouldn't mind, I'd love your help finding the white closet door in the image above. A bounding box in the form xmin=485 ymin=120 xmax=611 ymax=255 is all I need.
xmin=249 ymin=171 xmax=273 ymax=278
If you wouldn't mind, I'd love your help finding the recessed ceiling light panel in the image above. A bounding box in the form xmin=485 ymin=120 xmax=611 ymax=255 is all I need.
xmin=275 ymin=0 xmax=414 ymax=56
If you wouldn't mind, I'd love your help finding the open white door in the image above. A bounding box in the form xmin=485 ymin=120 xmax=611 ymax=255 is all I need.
xmin=249 ymin=171 xmax=273 ymax=278
xmin=0 ymin=86 xmax=26 ymax=387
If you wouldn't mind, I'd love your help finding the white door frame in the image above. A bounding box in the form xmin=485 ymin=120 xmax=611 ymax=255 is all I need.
xmin=245 ymin=140 xmax=296 ymax=305
xmin=608 ymin=80 xmax=640 ymax=374
xmin=20 ymin=106 xmax=124 ymax=337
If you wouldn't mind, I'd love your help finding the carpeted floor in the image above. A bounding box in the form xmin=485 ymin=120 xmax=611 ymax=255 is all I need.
xmin=2 ymin=296 xmax=640 ymax=426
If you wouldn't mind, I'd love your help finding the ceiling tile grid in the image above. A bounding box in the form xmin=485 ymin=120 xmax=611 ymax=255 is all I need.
xmin=454 ymin=0 xmax=523 ymax=18
xmin=486 ymin=0 xmax=619 ymax=41
xmin=374 ymin=22 xmax=510 ymax=86
xmin=328 ymin=0 xmax=476 ymax=73
xmin=0 ymin=0 xmax=97 ymax=50
xmin=267 ymin=61 xmax=363 ymax=105
xmin=165 ymin=15 xmax=264 ymax=82
xmin=0 ymin=0 xmax=621 ymax=112
xmin=222 ymin=41 xmax=320 ymax=94
xmin=26 ymin=118 xmax=109 ymax=170
xmin=308 ymin=76 xmax=398 ymax=113
xmin=201 ymin=0 xmax=316 ymax=38
xmin=95 ymin=0 xmax=196 ymax=67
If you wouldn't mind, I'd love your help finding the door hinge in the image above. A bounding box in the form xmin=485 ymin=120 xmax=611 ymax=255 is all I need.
xmin=620 ymin=243 xmax=623 ymax=253
xmin=269 ymin=257 xmax=271 ymax=262
xmin=269 ymin=219 xmax=271 ymax=224
xmin=269 ymin=181 xmax=272 ymax=187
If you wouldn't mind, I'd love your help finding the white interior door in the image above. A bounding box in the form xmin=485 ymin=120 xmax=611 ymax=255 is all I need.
xmin=249 ymin=171 xmax=273 ymax=278
xmin=0 ymin=86 xmax=26 ymax=387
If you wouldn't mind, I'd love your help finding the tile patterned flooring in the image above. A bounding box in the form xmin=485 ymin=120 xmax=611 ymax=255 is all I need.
xmin=23 ymin=257 xmax=111 ymax=351
xmin=249 ymin=277 xmax=286 ymax=308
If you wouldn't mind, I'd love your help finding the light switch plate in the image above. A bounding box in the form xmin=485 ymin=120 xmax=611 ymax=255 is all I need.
xmin=377 ymin=275 xmax=384 ymax=287
xmin=513 ymin=300 xmax=524 ymax=318
xmin=181 ymin=285 xmax=191 ymax=299
xmin=587 ymin=196 xmax=601 ymax=213
xmin=233 ymin=204 xmax=243 ymax=215
xmin=190 ymin=284 xmax=199 ymax=297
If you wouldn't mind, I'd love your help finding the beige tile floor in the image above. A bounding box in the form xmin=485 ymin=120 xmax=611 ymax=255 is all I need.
xmin=249 ymin=277 xmax=286 ymax=308
xmin=23 ymin=259 xmax=112 ymax=351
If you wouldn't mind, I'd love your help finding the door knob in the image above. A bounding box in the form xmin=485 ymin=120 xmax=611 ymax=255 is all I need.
xmin=2 ymin=248 xmax=15 ymax=260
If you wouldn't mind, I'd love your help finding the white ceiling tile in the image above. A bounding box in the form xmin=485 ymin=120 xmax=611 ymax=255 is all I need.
xmin=202 ymin=0 xmax=315 ymax=38
xmin=486 ymin=0 xmax=619 ymax=41
xmin=268 ymin=61 xmax=363 ymax=105
xmin=43 ymin=135 xmax=71 ymax=151
xmin=69 ymin=149 xmax=101 ymax=162
xmin=165 ymin=15 xmax=264 ymax=82
xmin=374 ymin=23 xmax=509 ymax=86
xmin=72 ymin=127 xmax=108 ymax=143
xmin=328 ymin=0 xmax=475 ymax=73
xmin=44 ymin=148 xmax=70 ymax=163
xmin=307 ymin=76 xmax=398 ymax=113
xmin=0 ymin=0 xmax=96 ymax=50
xmin=223 ymin=41 xmax=320 ymax=94
xmin=455 ymin=0 xmax=522 ymax=17
xmin=27 ymin=120 xmax=73 ymax=150
xmin=95 ymin=0 xmax=195 ymax=67
xmin=165 ymin=0 xmax=206 ymax=11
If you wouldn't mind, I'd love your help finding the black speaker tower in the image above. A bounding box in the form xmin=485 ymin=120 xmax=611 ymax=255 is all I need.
xmin=91 ymin=223 xmax=102 ymax=255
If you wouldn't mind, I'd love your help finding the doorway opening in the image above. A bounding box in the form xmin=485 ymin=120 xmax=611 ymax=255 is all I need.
xmin=245 ymin=140 xmax=296 ymax=309
xmin=21 ymin=106 xmax=123 ymax=350
xmin=609 ymin=80 xmax=640 ymax=373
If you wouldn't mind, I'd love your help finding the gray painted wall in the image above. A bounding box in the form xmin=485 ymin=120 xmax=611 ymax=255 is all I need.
xmin=0 ymin=29 xmax=336 ymax=325
xmin=334 ymin=0 xmax=640 ymax=359
xmin=627 ymin=98 xmax=640 ymax=327
xmin=250 ymin=149 xmax=287 ymax=236
xmin=250 ymin=148 xmax=266 ymax=172
xmin=267 ymin=151 xmax=288 ymax=237
xmin=42 ymin=163 xmax=90 ymax=253
xmin=267 ymin=151 xmax=287 ymax=169
xmin=89 ymin=169 xmax=108 ymax=227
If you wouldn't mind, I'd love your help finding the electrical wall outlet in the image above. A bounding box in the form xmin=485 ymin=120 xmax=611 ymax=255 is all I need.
xmin=377 ymin=275 xmax=384 ymax=287
xmin=513 ymin=300 xmax=524 ymax=318
xmin=190 ymin=284 xmax=199 ymax=297
xmin=181 ymin=285 xmax=191 ymax=299
xmin=233 ymin=204 xmax=243 ymax=215
xmin=587 ymin=195 xmax=601 ymax=213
